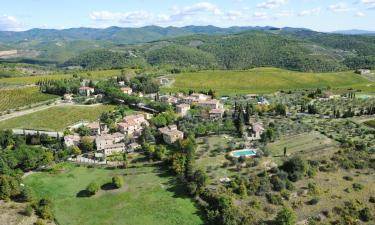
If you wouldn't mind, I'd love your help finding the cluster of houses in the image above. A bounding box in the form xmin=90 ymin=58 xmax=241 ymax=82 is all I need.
xmin=64 ymin=111 xmax=185 ymax=159
xmin=159 ymin=92 xmax=225 ymax=119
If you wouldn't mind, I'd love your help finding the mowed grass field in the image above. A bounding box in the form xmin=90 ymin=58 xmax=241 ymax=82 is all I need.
xmin=0 ymin=105 xmax=115 ymax=131
xmin=0 ymin=86 xmax=58 ymax=112
xmin=163 ymin=68 xmax=374 ymax=95
xmin=0 ymin=69 xmax=123 ymax=85
xmin=24 ymin=164 xmax=203 ymax=225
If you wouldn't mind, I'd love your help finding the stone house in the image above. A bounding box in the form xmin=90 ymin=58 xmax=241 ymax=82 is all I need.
xmin=176 ymin=104 xmax=190 ymax=117
xmin=159 ymin=125 xmax=184 ymax=144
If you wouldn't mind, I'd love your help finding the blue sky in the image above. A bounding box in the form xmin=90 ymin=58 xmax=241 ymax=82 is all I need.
xmin=0 ymin=0 xmax=374 ymax=32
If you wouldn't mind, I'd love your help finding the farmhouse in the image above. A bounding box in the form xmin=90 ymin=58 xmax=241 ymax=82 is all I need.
xmin=191 ymin=93 xmax=211 ymax=101
xmin=198 ymin=99 xmax=223 ymax=110
xmin=176 ymin=104 xmax=190 ymax=117
xmin=209 ymin=108 xmax=225 ymax=120
xmin=159 ymin=125 xmax=184 ymax=144
xmin=159 ymin=95 xmax=179 ymax=105
xmin=95 ymin=133 xmax=124 ymax=150
xmin=64 ymin=135 xmax=81 ymax=147
xmin=102 ymin=143 xmax=126 ymax=156
xmin=78 ymin=86 xmax=95 ymax=96
xmin=86 ymin=122 xmax=103 ymax=135
xmin=180 ymin=96 xmax=196 ymax=105
xmin=250 ymin=123 xmax=264 ymax=140
xmin=118 ymin=114 xmax=149 ymax=136
xmin=121 ymin=87 xmax=133 ymax=95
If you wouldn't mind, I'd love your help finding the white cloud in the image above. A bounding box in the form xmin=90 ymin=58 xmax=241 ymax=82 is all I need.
xmin=0 ymin=15 xmax=23 ymax=31
xmin=257 ymin=0 xmax=288 ymax=9
xmin=328 ymin=3 xmax=354 ymax=12
xmin=275 ymin=10 xmax=293 ymax=18
xmin=359 ymin=0 xmax=375 ymax=9
xmin=225 ymin=10 xmax=244 ymax=21
xmin=355 ymin=11 xmax=365 ymax=16
xmin=90 ymin=2 xmax=223 ymax=26
xmin=173 ymin=2 xmax=222 ymax=16
xmin=253 ymin=12 xmax=268 ymax=20
xmin=298 ymin=8 xmax=321 ymax=16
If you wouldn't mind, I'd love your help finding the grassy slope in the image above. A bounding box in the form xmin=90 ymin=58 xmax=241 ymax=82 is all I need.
xmin=163 ymin=68 xmax=374 ymax=95
xmin=24 ymin=164 xmax=203 ymax=225
xmin=0 ymin=105 xmax=115 ymax=131
xmin=0 ymin=86 xmax=57 ymax=112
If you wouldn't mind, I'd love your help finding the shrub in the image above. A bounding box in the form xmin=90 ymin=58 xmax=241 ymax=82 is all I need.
xmin=22 ymin=205 xmax=33 ymax=216
xmin=37 ymin=205 xmax=53 ymax=220
xmin=307 ymin=183 xmax=320 ymax=195
xmin=280 ymin=190 xmax=290 ymax=200
xmin=343 ymin=176 xmax=353 ymax=181
xmin=86 ymin=181 xmax=100 ymax=195
xmin=352 ymin=183 xmax=364 ymax=191
xmin=275 ymin=207 xmax=296 ymax=225
xmin=307 ymin=197 xmax=319 ymax=205
xmin=359 ymin=207 xmax=372 ymax=222
xmin=19 ymin=187 xmax=36 ymax=203
xmin=369 ymin=196 xmax=375 ymax=203
xmin=266 ymin=193 xmax=283 ymax=205
xmin=35 ymin=219 xmax=46 ymax=225
xmin=112 ymin=175 xmax=123 ymax=189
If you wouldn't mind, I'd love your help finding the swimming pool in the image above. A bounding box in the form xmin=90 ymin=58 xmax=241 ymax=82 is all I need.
xmin=230 ymin=149 xmax=257 ymax=157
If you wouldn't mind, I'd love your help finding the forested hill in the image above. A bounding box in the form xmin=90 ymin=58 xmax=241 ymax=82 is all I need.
xmin=0 ymin=25 xmax=279 ymax=44
xmin=63 ymin=30 xmax=375 ymax=72
xmin=1 ymin=26 xmax=375 ymax=72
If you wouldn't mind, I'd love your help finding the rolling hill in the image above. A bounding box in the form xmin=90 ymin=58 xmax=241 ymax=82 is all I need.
xmin=1 ymin=26 xmax=375 ymax=72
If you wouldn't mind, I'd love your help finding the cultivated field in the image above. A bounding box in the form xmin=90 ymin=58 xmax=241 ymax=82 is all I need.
xmin=24 ymin=164 xmax=203 ymax=225
xmin=265 ymin=132 xmax=339 ymax=160
xmin=163 ymin=68 xmax=373 ymax=95
xmin=0 ymin=69 xmax=123 ymax=85
xmin=0 ymin=105 xmax=115 ymax=131
xmin=0 ymin=86 xmax=58 ymax=112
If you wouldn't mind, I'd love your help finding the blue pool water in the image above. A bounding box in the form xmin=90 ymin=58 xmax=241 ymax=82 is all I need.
xmin=231 ymin=149 xmax=257 ymax=157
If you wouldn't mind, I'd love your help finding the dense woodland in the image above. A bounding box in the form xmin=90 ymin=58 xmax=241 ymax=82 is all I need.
xmin=60 ymin=30 xmax=375 ymax=72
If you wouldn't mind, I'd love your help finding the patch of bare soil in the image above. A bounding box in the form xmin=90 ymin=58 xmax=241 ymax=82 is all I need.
xmin=0 ymin=200 xmax=56 ymax=225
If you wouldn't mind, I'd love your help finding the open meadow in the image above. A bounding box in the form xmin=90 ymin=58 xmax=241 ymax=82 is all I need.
xmin=24 ymin=164 xmax=203 ymax=225
xmin=0 ymin=104 xmax=115 ymax=131
xmin=162 ymin=68 xmax=374 ymax=95
xmin=0 ymin=86 xmax=58 ymax=112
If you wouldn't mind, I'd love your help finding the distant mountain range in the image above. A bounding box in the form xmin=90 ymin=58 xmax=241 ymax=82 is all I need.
xmin=0 ymin=25 xmax=313 ymax=44
xmin=333 ymin=29 xmax=375 ymax=35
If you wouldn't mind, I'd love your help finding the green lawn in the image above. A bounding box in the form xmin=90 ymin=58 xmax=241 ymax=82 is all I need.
xmin=162 ymin=67 xmax=374 ymax=95
xmin=0 ymin=105 xmax=115 ymax=131
xmin=0 ymin=86 xmax=58 ymax=112
xmin=24 ymin=164 xmax=203 ymax=225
